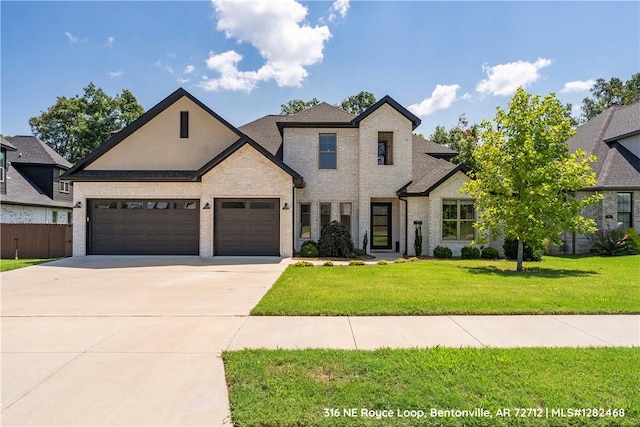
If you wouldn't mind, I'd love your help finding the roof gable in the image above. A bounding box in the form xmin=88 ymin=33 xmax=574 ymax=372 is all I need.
xmin=7 ymin=136 xmax=71 ymax=168
xmin=353 ymin=95 xmax=421 ymax=130
xmin=65 ymin=88 xmax=244 ymax=175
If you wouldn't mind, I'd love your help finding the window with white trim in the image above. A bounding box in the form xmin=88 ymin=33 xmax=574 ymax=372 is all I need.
xmin=617 ymin=192 xmax=632 ymax=229
xmin=442 ymin=199 xmax=475 ymax=240
xmin=59 ymin=180 xmax=70 ymax=193
xmin=319 ymin=134 xmax=337 ymax=169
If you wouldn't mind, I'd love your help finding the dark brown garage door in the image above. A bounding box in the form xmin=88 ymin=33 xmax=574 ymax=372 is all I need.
xmin=87 ymin=199 xmax=200 ymax=255
xmin=214 ymin=198 xmax=280 ymax=256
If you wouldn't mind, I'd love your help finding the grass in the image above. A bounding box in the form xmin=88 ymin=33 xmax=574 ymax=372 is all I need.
xmin=224 ymin=347 xmax=640 ymax=426
xmin=251 ymin=255 xmax=640 ymax=315
xmin=0 ymin=258 xmax=57 ymax=272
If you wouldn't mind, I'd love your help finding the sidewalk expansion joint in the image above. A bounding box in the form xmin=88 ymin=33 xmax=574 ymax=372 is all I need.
xmin=347 ymin=316 xmax=358 ymax=350
xmin=448 ymin=316 xmax=486 ymax=347
xmin=550 ymin=316 xmax=612 ymax=346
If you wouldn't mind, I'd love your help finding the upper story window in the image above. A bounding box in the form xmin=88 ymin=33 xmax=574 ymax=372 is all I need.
xmin=319 ymin=133 xmax=336 ymax=169
xmin=0 ymin=150 xmax=5 ymax=182
xmin=378 ymin=131 xmax=393 ymax=165
xmin=180 ymin=111 xmax=189 ymax=138
xmin=59 ymin=180 xmax=70 ymax=193
xmin=442 ymin=199 xmax=475 ymax=241
xmin=617 ymin=192 xmax=632 ymax=229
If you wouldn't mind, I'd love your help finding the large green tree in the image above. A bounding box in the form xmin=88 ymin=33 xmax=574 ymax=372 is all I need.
xmin=280 ymin=98 xmax=320 ymax=115
xmin=463 ymin=88 xmax=600 ymax=271
xmin=430 ymin=114 xmax=480 ymax=171
xmin=29 ymin=83 xmax=144 ymax=162
xmin=581 ymin=73 xmax=640 ymax=121
xmin=339 ymin=91 xmax=376 ymax=115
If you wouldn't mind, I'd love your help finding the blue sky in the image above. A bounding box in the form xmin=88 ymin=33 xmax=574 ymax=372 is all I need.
xmin=2 ymin=1 xmax=639 ymax=139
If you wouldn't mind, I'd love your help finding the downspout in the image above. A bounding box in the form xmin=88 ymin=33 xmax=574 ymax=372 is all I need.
xmin=399 ymin=195 xmax=408 ymax=256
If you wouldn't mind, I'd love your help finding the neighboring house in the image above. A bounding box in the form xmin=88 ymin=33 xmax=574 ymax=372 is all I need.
xmin=1 ymin=136 xmax=73 ymax=224
xmin=557 ymin=102 xmax=640 ymax=253
xmin=64 ymin=88 xmax=475 ymax=257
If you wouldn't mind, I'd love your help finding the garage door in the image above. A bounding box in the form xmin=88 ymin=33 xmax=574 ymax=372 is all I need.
xmin=87 ymin=199 xmax=200 ymax=255
xmin=214 ymin=198 xmax=280 ymax=256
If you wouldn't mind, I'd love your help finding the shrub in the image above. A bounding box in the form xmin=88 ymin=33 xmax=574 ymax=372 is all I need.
xmin=348 ymin=260 xmax=365 ymax=266
xmin=407 ymin=257 xmax=419 ymax=263
xmin=588 ymin=229 xmax=631 ymax=256
xmin=503 ymin=238 xmax=542 ymax=262
xmin=626 ymin=228 xmax=640 ymax=255
xmin=433 ymin=246 xmax=452 ymax=259
xmin=461 ymin=246 xmax=481 ymax=259
xmin=394 ymin=258 xmax=407 ymax=264
xmin=317 ymin=221 xmax=355 ymax=258
xmin=481 ymin=247 xmax=499 ymax=260
xmin=362 ymin=231 xmax=368 ymax=254
xmin=414 ymin=225 xmax=422 ymax=256
xmin=352 ymin=248 xmax=366 ymax=257
xmin=292 ymin=261 xmax=314 ymax=267
xmin=376 ymin=260 xmax=389 ymax=265
xmin=322 ymin=261 xmax=334 ymax=267
xmin=299 ymin=240 xmax=318 ymax=257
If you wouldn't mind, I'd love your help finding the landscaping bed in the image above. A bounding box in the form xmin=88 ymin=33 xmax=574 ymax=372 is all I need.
xmin=251 ymin=256 xmax=640 ymax=315
xmin=224 ymin=347 xmax=639 ymax=426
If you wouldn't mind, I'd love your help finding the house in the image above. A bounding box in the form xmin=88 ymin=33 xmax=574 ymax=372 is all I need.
xmin=64 ymin=88 xmax=474 ymax=257
xmin=557 ymin=102 xmax=640 ymax=253
xmin=1 ymin=136 xmax=73 ymax=224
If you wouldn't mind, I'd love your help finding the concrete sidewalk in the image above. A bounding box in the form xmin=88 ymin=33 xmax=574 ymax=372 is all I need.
xmin=226 ymin=314 xmax=640 ymax=350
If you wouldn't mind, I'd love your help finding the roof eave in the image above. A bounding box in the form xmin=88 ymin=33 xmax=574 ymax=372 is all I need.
xmin=353 ymin=95 xmax=422 ymax=130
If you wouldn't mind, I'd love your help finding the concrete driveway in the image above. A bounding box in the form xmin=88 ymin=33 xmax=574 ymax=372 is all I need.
xmin=1 ymin=256 xmax=289 ymax=426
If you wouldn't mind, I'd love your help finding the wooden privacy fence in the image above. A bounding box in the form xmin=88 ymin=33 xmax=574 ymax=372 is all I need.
xmin=1 ymin=224 xmax=72 ymax=259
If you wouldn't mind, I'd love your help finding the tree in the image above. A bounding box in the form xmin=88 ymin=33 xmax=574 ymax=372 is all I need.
xmin=429 ymin=114 xmax=480 ymax=171
xmin=581 ymin=73 xmax=640 ymax=120
xmin=463 ymin=87 xmax=601 ymax=272
xmin=29 ymin=83 xmax=144 ymax=162
xmin=340 ymin=91 xmax=376 ymax=115
xmin=280 ymin=98 xmax=319 ymax=115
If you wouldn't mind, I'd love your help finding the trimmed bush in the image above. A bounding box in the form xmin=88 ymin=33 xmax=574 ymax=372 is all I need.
xmin=299 ymin=241 xmax=318 ymax=257
xmin=481 ymin=247 xmax=499 ymax=260
xmin=292 ymin=261 xmax=314 ymax=267
xmin=352 ymin=248 xmax=366 ymax=257
xmin=407 ymin=257 xmax=419 ymax=263
xmin=376 ymin=260 xmax=389 ymax=265
xmin=503 ymin=238 xmax=542 ymax=262
xmin=588 ymin=229 xmax=631 ymax=256
xmin=461 ymin=246 xmax=481 ymax=259
xmin=433 ymin=246 xmax=453 ymax=259
xmin=317 ymin=221 xmax=355 ymax=258
xmin=348 ymin=260 xmax=365 ymax=266
xmin=322 ymin=261 xmax=334 ymax=267
xmin=394 ymin=258 xmax=407 ymax=264
xmin=626 ymin=228 xmax=640 ymax=255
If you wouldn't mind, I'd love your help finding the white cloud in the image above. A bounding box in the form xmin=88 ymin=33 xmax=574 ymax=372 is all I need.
xmin=178 ymin=78 xmax=190 ymax=84
xmin=106 ymin=36 xmax=115 ymax=47
xmin=200 ymin=0 xmax=332 ymax=92
xmin=408 ymin=84 xmax=461 ymax=117
xmin=64 ymin=32 xmax=77 ymax=43
xmin=560 ymin=79 xmax=595 ymax=93
xmin=329 ymin=0 xmax=349 ymax=21
xmin=107 ymin=70 xmax=123 ymax=78
xmin=184 ymin=65 xmax=195 ymax=74
xmin=476 ymin=57 xmax=552 ymax=96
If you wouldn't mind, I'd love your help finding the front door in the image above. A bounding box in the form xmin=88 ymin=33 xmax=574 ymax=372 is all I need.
xmin=371 ymin=202 xmax=392 ymax=249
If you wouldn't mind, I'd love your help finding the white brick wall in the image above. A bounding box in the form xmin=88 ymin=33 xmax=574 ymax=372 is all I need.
xmin=1 ymin=204 xmax=72 ymax=224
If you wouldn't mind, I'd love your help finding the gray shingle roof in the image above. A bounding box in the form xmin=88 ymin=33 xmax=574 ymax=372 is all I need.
xmin=239 ymin=115 xmax=289 ymax=156
xmin=288 ymin=102 xmax=356 ymax=122
xmin=404 ymin=151 xmax=460 ymax=194
xmin=566 ymin=102 xmax=640 ymax=189
xmin=1 ymin=137 xmax=17 ymax=150
xmin=7 ymin=136 xmax=72 ymax=168
xmin=2 ymin=165 xmax=72 ymax=208
xmin=412 ymin=134 xmax=457 ymax=156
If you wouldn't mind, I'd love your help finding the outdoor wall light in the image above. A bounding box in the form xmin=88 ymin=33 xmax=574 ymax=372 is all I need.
xmin=203 ymin=203 xmax=211 ymax=209
xmin=282 ymin=202 xmax=290 ymax=210
xmin=73 ymin=201 xmax=82 ymax=208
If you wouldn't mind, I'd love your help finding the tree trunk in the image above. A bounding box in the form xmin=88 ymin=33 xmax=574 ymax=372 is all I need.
xmin=516 ymin=239 xmax=524 ymax=272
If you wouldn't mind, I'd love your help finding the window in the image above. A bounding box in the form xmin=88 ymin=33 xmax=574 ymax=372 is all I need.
xmin=52 ymin=211 xmax=58 ymax=223
xmin=378 ymin=132 xmax=393 ymax=165
xmin=221 ymin=201 xmax=246 ymax=209
xmin=67 ymin=212 xmax=73 ymax=224
xmin=180 ymin=111 xmax=189 ymax=138
xmin=250 ymin=201 xmax=275 ymax=209
xmin=147 ymin=201 xmax=170 ymax=209
xmin=442 ymin=200 xmax=475 ymax=240
xmin=95 ymin=200 xmax=118 ymax=209
xmin=300 ymin=203 xmax=311 ymax=238
xmin=320 ymin=203 xmax=331 ymax=229
xmin=0 ymin=150 xmax=5 ymax=182
xmin=121 ymin=201 xmax=144 ymax=209
xmin=319 ymin=133 xmax=336 ymax=169
xmin=340 ymin=202 xmax=352 ymax=232
xmin=617 ymin=192 xmax=632 ymax=229
xmin=59 ymin=180 xmax=70 ymax=193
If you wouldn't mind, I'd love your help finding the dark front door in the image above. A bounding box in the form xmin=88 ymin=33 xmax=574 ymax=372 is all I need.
xmin=371 ymin=202 xmax=392 ymax=249
xmin=87 ymin=199 xmax=200 ymax=255
xmin=214 ymin=198 xmax=280 ymax=256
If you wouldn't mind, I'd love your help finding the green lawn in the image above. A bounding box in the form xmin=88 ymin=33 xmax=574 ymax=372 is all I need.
xmin=224 ymin=347 xmax=639 ymax=427
xmin=251 ymin=255 xmax=640 ymax=315
xmin=0 ymin=258 xmax=57 ymax=272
